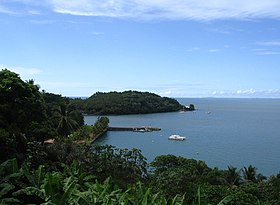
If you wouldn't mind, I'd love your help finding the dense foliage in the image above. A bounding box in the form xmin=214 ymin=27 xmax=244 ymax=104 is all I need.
xmin=1 ymin=69 xmax=280 ymax=204
xmin=0 ymin=157 xmax=184 ymax=205
xmin=2 ymin=145 xmax=280 ymax=204
xmin=0 ymin=69 xmax=84 ymax=163
xmin=149 ymin=155 xmax=280 ymax=205
xmin=0 ymin=69 xmax=45 ymax=136
xmin=71 ymin=91 xmax=183 ymax=115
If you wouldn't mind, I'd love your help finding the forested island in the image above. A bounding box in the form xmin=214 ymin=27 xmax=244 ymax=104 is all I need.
xmin=70 ymin=90 xmax=183 ymax=115
xmin=1 ymin=69 xmax=280 ymax=205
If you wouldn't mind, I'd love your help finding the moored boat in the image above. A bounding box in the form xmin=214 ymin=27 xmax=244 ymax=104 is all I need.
xmin=168 ymin=135 xmax=186 ymax=141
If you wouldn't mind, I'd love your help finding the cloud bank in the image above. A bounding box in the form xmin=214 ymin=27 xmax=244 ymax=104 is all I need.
xmin=213 ymin=89 xmax=280 ymax=98
xmin=0 ymin=65 xmax=42 ymax=79
xmin=1 ymin=0 xmax=280 ymax=20
xmin=49 ymin=0 xmax=280 ymax=20
xmin=254 ymin=40 xmax=280 ymax=55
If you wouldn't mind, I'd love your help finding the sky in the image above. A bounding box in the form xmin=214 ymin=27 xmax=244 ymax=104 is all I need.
xmin=0 ymin=0 xmax=280 ymax=98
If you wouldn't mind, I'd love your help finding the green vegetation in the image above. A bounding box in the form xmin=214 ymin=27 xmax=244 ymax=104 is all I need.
xmin=1 ymin=68 xmax=280 ymax=204
xmin=71 ymin=91 xmax=183 ymax=115
xmin=0 ymin=69 xmax=84 ymax=162
xmin=0 ymin=157 xmax=184 ymax=205
xmin=68 ymin=117 xmax=109 ymax=143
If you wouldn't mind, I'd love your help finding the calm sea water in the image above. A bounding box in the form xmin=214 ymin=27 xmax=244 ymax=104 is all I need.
xmin=84 ymin=98 xmax=280 ymax=176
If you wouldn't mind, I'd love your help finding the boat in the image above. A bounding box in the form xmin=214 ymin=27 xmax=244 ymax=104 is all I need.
xmin=168 ymin=135 xmax=186 ymax=141
xmin=133 ymin=127 xmax=152 ymax=132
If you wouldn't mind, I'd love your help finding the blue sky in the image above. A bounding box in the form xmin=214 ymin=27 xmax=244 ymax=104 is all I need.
xmin=0 ymin=1 xmax=280 ymax=98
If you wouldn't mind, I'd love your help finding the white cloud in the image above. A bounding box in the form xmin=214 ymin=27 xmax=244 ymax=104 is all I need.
xmin=256 ymin=41 xmax=280 ymax=46
xmin=255 ymin=51 xmax=280 ymax=55
xmin=29 ymin=19 xmax=55 ymax=24
xmin=0 ymin=0 xmax=50 ymax=15
xmin=186 ymin=47 xmax=200 ymax=52
xmin=208 ymin=49 xmax=220 ymax=53
xmin=236 ymin=89 xmax=256 ymax=95
xmin=253 ymin=41 xmax=280 ymax=55
xmin=0 ymin=65 xmax=42 ymax=79
xmin=91 ymin=31 xmax=104 ymax=36
xmin=40 ymin=81 xmax=94 ymax=88
xmin=212 ymin=89 xmax=280 ymax=98
xmin=47 ymin=0 xmax=280 ymax=20
xmin=1 ymin=1 xmax=280 ymax=20
xmin=0 ymin=5 xmax=17 ymax=14
xmin=159 ymin=90 xmax=172 ymax=96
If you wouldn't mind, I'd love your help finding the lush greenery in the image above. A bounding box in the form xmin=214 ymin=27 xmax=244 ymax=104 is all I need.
xmin=1 ymin=68 xmax=280 ymax=204
xmin=70 ymin=91 xmax=183 ymax=115
xmin=2 ymin=144 xmax=280 ymax=205
xmin=149 ymin=155 xmax=280 ymax=205
xmin=0 ymin=69 xmax=84 ymax=162
xmin=68 ymin=117 xmax=109 ymax=142
xmin=0 ymin=156 xmax=184 ymax=205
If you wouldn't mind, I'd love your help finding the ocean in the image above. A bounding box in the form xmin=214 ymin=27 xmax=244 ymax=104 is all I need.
xmin=84 ymin=98 xmax=280 ymax=176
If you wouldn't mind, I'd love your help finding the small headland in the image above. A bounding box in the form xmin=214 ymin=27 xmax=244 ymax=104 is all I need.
xmin=182 ymin=104 xmax=195 ymax=111
xmin=70 ymin=116 xmax=161 ymax=145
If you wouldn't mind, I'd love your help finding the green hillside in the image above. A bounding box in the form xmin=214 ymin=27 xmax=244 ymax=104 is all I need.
xmin=71 ymin=91 xmax=183 ymax=115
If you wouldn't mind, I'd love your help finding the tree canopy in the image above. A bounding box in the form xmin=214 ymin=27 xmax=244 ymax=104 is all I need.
xmin=0 ymin=69 xmax=84 ymax=163
xmin=71 ymin=90 xmax=183 ymax=115
xmin=0 ymin=69 xmax=45 ymax=135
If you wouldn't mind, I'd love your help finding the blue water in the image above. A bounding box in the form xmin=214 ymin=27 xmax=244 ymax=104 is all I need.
xmin=84 ymin=98 xmax=280 ymax=176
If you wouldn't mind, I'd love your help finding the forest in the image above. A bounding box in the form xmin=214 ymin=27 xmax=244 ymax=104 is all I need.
xmin=1 ymin=69 xmax=280 ymax=205
xmin=70 ymin=90 xmax=183 ymax=115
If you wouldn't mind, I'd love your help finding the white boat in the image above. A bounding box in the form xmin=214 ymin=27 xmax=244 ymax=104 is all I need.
xmin=168 ymin=135 xmax=186 ymax=141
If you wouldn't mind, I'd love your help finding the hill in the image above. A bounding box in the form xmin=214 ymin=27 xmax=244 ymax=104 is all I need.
xmin=71 ymin=91 xmax=183 ymax=115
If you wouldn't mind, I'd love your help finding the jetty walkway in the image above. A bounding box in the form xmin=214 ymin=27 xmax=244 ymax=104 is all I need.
xmin=108 ymin=126 xmax=161 ymax=132
xmin=88 ymin=126 xmax=161 ymax=143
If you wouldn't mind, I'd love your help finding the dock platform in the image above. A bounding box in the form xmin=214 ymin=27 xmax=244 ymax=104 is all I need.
xmin=108 ymin=126 xmax=161 ymax=132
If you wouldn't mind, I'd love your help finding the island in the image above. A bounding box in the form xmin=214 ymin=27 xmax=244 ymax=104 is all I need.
xmin=70 ymin=90 xmax=183 ymax=115
xmin=182 ymin=103 xmax=195 ymax=111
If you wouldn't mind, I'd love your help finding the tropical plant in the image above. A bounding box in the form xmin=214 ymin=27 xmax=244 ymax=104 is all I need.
xmin=0 ymin=69 xmax=45 ymax=135
xmin=68 ymin=125 xmax=94 ymax=141
xmin=267 ymin=172 xmax=280 ymax=204
xmin=73 ymin=177 xmax=130 ymax=205
xmin=242 ymin=165 xmax=258 ymax=183
xmin=0 ymin=158 xmax=21 ymax=204
xmin=54 ymin=102 xmax=81 ymax=138
xmin=130 ymin=181 xmax=185 ymax=205
xmin=88 ymin=145 xmax=148 ymax=187
xmin=150 ymin=155 xmax=198 ymax=202
xmin=0 ymin=69 xmax=48 ymax=162
xmin=224 ymin=166 xmax=241 ymax=187
xmin=242 ymin=165 xmax=266 ymax=183
xmin=13 ymin=164 xmax=46 ymax=204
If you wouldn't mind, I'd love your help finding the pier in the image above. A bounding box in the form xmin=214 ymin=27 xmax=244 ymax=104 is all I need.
xmin=108 ymin=126 xmax=161 ymax=132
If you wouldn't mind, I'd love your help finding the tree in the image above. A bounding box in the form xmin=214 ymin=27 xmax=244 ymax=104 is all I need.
xmin=267 ymin=172 xmax=280 ymax=204
xmin=242 ymin=165 xmax=266 ymax=183
xmin=0 ymin=69 xmax=45 ymax=135
xmin=1 ymin=158 xmax=184 ymax=205
xmin=224 ymin=166 xmax=241 ymax=187
xmin=0 ymin=69 xmax=46 ymax=163
xmin=150 ymin=155 xmax=200 ymax=202
xmin=193 ymin=160 xmax=211 ymax=178
xmin=88 ymin=145 xmax=148 ymax=187
xmin=54 ymin=102 xmax=82 ymax=138
xmin=242 ymin=165 xmax=257 ymax=183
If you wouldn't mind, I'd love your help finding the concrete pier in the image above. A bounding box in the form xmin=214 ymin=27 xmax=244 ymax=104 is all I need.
xmin=108 ymin=126 xmax=161 ymax=132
